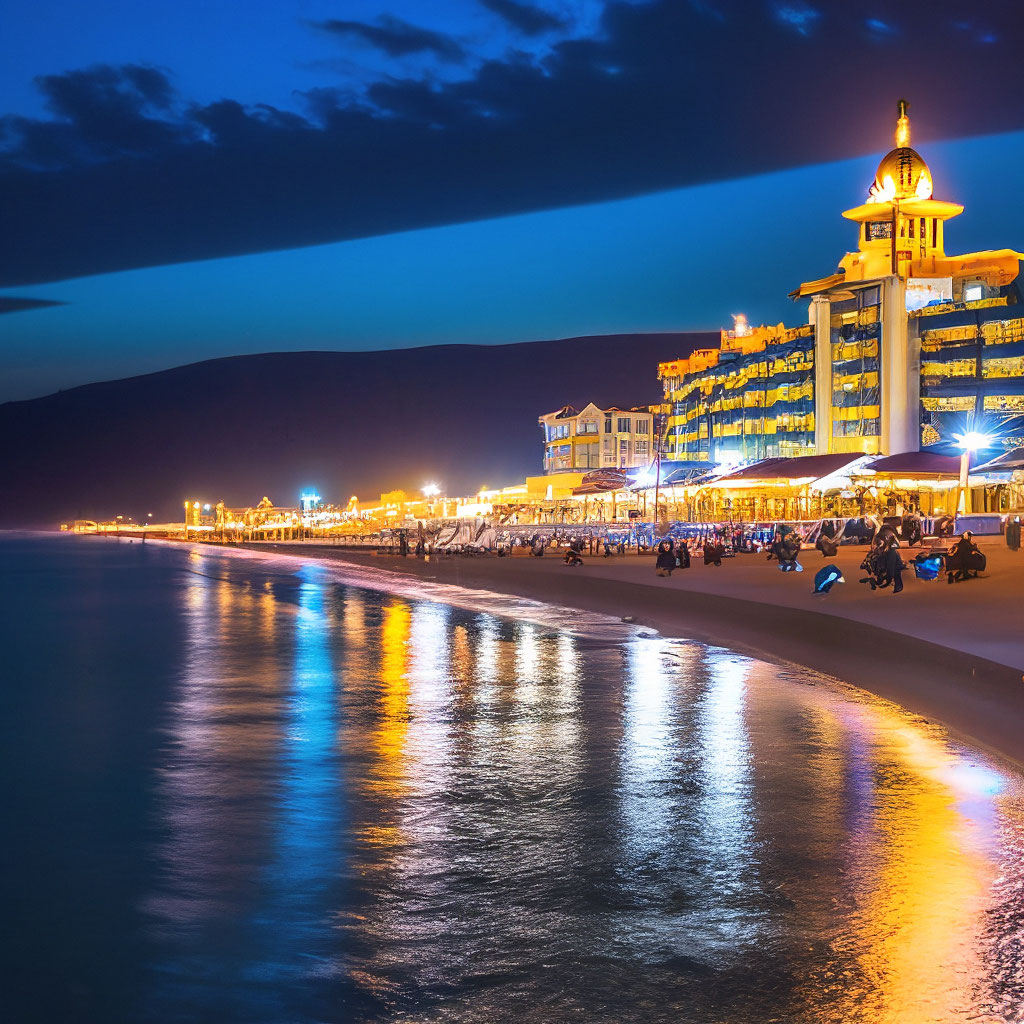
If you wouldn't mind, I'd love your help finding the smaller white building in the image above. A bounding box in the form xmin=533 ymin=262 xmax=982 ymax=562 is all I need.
xmin=538 ymin=403 xmax=655 ymax=474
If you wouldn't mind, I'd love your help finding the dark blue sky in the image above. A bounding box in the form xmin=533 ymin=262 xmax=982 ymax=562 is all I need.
xmin=2 ymin=1 xmax=1023 ymax=401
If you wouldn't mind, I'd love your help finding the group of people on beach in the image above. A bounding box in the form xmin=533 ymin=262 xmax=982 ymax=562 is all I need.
xmin=854 ymin=526 xmax=987 ymax=592
xmin=641 ymin=516 xmax=993 ymax=598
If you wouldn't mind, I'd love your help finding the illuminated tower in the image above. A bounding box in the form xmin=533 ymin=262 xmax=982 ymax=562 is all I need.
xmin=798 ymin=101 xmax=966 ymax=457
xmin=839 ymin=100 xmax=963 ymax=283
xmin=660 ymin=101 xmax=1023 ymax=471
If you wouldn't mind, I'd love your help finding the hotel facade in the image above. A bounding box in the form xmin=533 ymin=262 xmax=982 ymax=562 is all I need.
xmin=659 ymin=101 xmax=1024 ymax=466
xmin=538 ymin=403 xmax=657 ymax=473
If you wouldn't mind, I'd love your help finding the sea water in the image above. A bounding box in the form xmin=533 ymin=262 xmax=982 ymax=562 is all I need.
xmin=3 ymin=534 xmax=1024 ymax=1023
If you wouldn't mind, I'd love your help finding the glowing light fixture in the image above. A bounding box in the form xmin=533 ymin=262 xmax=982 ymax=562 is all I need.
xmin=867 ymin=174 xmax=896 ymax=205
xmin=422 ymin=483 xmax=441 ymax=497
xmin=954 ymin=431 xmax=993 ymax=452
xmin=954 ymin=431 xmax=994 ymax=514
xmin=631 ymin=466 xmax=657 ymax=489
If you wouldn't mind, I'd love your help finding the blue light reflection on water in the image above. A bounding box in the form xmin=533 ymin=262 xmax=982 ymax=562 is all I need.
xmin=6 ymin=537 xmax=1024 ymax=1023
xmin=123 ymin=548 xmax=1024 ymax=1021
xmin=254 ymin=569 xmax=343 ymax=994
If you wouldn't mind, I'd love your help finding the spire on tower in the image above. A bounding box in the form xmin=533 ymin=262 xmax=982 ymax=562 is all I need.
xmin=895 ymin=99 xmax=910 ymax=149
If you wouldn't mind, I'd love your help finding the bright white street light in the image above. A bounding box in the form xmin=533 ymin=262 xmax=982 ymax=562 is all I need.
xmin=954 ymin=432 xmax=994 ymax=514
xmin=954 ymin=431 xmax=993 ymax=451
xmin=422 ymin=483 xmax=441 ymax=497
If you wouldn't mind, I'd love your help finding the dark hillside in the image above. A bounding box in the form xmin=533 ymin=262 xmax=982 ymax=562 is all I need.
xmin=0 ymin=332 xmax=713 ymax=526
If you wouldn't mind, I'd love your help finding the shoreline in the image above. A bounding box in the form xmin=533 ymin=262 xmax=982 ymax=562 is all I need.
xmin=241 ymin=539 xmax=1024 ymax=768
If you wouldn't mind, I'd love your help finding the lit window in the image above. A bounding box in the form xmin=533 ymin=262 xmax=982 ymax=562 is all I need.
xmin=964 ymin=282 xmax=984 ymax=303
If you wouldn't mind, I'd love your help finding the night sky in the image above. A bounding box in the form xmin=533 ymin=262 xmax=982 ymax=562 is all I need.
xmin=3 ymin=0 xmax=1024 ymax=402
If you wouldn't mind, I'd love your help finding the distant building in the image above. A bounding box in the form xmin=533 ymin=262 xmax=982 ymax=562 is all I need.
xmin=538 ymin=403 xmax=656 ymax=474
xmin=660 ymin=100 xmax=1024 ymax=465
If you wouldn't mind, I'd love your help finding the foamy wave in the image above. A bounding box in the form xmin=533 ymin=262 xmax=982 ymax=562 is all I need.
xmin=146 ymin=539 xmax=656 ymax=643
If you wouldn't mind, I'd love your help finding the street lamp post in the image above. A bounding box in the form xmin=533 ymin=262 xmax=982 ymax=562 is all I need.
xmin=954 ymin=431 xmax=993 ymax=515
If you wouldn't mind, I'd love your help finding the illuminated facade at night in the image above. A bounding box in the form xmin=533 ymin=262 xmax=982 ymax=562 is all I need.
xmin=658 ymin=316 xmax=816 ymax=462
xmin=660 ymin=101 xmax=1024 ymax=464
xmin=538 ymin=403 xmax=655 ymax=473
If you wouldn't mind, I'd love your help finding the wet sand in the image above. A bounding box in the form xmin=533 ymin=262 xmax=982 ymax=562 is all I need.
xmin=250 ymin=537 xmax=1024 ymax=767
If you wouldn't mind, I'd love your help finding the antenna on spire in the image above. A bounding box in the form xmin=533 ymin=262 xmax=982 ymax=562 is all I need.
xmin=895 ymin=99 xmax=910 ymax=148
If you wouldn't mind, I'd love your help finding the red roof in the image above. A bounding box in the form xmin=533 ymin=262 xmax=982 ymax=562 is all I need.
xmin=869 ymin=452 xmax=962 ymax=476
xmin=715 ymin=453 xmax=861 ymax=483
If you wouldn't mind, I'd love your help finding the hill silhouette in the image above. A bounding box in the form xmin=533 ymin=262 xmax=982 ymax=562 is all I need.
xmin=0 ymin=332 xmax=713 ymax=527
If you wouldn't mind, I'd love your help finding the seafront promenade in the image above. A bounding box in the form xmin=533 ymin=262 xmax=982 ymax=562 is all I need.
xmin=248 ymin=536 xmax=1024 ymax=765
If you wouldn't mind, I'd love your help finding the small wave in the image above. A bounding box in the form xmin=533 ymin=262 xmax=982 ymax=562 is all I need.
xmin=146 ymin=539 xmax=658 ymax=643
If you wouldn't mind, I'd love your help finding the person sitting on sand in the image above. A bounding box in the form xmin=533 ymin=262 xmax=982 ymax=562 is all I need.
xmin=655 ymin=540 xmax=676 ymax=577
xmin=901 ymin=513 xmax=923 ymax=547
xmin=859 ymin=532 xmax=905 ymax=592
xmin=677 ymin=540 xmax=691 ymax=569
xmin=946 ymin=531 xmax=985 ymax=583
xmin=816 ymin=531 xmax=839 ymax=558
xmin=775 ymin=530 xmax=803 ymax=572
xmin=883 ymin=541 xmax=907 ymax=594
xmin=564 ymin=547 xmax=584 ymax=566
xmin=703 ymin=541 xmax=724 ymax=567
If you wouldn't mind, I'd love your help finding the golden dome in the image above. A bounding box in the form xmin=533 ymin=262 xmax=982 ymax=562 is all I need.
xmin=866 ymin=100 xmax=933 ymax=204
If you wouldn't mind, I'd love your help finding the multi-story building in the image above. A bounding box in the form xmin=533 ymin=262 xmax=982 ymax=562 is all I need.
xmin=538 ymin=403 xmax=656 ymax=473
xmin=659 ymin=316 xmax=816 ymax=462
xmin=660 ymin=100 xmax=1024 ymax=465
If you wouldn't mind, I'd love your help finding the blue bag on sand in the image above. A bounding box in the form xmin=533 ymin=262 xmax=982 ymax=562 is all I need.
xmin=912 ymin=552 xmax=944 ymax=581
xmin=814 ymin=564 xmax=845 ymax=594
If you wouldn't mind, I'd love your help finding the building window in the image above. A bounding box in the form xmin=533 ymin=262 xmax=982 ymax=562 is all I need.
xmin=964 ymin=282 xmax=984 ymax=303
xmin=604 ymin=415 xmax=612 ymax=432
xmin=578 ymin=420 xmax=598 ymax=434
xmin=635 ymin=440 xmax=649 ymax=457
xmin=617 ymin=416 xmax=631 ymax=432
xmin=635 ymin=419 xmax=649 ymax=434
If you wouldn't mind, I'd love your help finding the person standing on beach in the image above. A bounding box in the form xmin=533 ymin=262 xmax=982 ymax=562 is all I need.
xmin=1007 ymin=516 xmax=1021 ymax=552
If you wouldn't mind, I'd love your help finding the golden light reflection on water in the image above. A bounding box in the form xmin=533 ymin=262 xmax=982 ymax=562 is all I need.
xmin=832 ymin=716 xmax=998 ymax=1022
xmin=147 ymin=550 xmax=1024 ymax=1022
xmin=368 ymin=600 xmax=412 ymax=807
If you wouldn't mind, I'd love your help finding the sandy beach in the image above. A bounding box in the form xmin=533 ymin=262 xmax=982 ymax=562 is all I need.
xmin=247 ymin=536 xmax=1024 ymax=766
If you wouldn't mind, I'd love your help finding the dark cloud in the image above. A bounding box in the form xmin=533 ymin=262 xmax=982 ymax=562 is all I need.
xmin=0 ymin=297 xmax=66 ymax=314
xmin=478 ymin=0 xmax=567 ymax=35
xmin=314 ymin=15 xmax=464 ymax=61
xmin=2 ymin=0 xmax=1024 ymax=287
xmin=1 ymin=64 xmax=192 ymax=170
